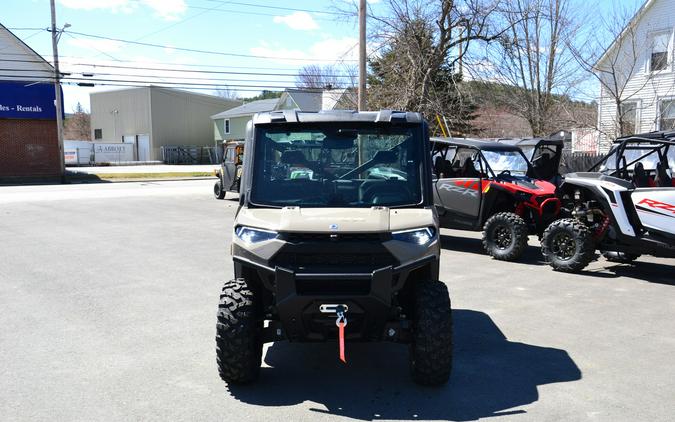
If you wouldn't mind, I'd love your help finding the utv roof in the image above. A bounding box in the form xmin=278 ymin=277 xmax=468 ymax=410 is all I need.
xmin=251 ymin=109 xmax=423 ymax=124
xmin=497 ymin=137 xmax=564 ymax=148
xmin=431 ymin=136 xmax=522 ymax=151
xmin=614 ymin=131 xmax=675 ymax=146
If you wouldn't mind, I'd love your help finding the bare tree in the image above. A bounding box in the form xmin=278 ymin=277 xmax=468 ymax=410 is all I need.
xmin=214 ymin=85 xmax=239 ymax=100
xmin=484 ymin=0 xmax=585 ymax=136
xmin=363 ymin=0 xmax=509 ymax=133
xmin=64 ymin=102 xmax=91 ymax=140
xmin=295 ymin=64 xmax=354 ymax=90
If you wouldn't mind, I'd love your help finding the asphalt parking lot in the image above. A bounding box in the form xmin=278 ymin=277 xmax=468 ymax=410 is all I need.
xmin=1 ymin=179 xmax=674 ymax=422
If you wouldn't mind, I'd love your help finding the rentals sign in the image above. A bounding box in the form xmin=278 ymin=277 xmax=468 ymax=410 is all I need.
xmin=0 ymin=81 xmax=61 ymax=119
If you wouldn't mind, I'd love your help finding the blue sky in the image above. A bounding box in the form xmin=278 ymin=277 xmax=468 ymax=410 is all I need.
xmin=3 ymin=0 xmax=376 ymax=111
xmin=2 ymin=0 xmax=644 ymax=112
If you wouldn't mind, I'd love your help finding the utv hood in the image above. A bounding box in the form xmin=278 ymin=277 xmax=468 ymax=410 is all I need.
xmin=235 ymin=207 xmax=436 ymax=232
xmin=497 ymin=177 xmax=557 ymax=195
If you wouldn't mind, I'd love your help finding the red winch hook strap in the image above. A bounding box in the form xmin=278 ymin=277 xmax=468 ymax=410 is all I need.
xmin=338 ymin=321 xmax=346 ymax=363
xmin=336 ymin=310 xmax=347 ymax=363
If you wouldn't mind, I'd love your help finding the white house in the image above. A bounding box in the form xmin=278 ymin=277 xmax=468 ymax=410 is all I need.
xmin=596 ymin=0 xmax=675 ymax=150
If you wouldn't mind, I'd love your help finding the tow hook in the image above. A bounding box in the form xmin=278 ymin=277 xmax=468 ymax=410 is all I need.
xmin=320 ymin=304 xmax=348 ymax=363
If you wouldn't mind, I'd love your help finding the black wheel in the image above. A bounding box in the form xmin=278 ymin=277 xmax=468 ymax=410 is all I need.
xmin=410 ymin=280 xmax=453 ymax=386
xmin=214 ymin=180 xmax=225 ymax=199
xmin=602 ymin=251 xmax=640 ymax=263
xmin=541 ymin=218 xmax=595 ymax=272
xmin=482 ymin=212 xmax=529 ymax=261
xmin=215 ymin=278 xmax=262 ymax=384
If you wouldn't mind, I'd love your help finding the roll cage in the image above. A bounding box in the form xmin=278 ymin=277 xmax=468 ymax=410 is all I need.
xmin=430 ymin=137 xmax=535 ymax=180
xmin=589 ymin=131 xmax=675 ymax=187
xmin=497 ymin=137 xmax=564 ymax=181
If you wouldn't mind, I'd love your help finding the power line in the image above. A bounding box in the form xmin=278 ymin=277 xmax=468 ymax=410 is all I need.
xmin=62 ymin=29 xmax=358 ymax=62
xmin=0 ymin=67 xmax=304 ymax=84
xmin=0 ymin=73 xmax=349 ymax=91
xmin=0 ymin=60 xmax=356 ymax=78
xmin=202 ymin=0 xmax=347 ymax=16
xmin=185 ymin=5 xmax=335 ymax=20
xmin=60 ymin=81 xmax=319 ymax=94
xmin=5 ymin=27 xmax=48 ymax=31
xmin=0 ymin=55 xmax=311 ymax=71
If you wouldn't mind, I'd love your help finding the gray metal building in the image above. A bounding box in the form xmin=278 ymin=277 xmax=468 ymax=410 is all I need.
xmin=90 ymin=86 xmax=240 ymax=161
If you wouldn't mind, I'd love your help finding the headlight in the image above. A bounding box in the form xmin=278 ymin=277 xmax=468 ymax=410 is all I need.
xmin=234 ymin=226 xmax=278 ymax=244
xmin=392 ymin=227 xmax=436 ymax=245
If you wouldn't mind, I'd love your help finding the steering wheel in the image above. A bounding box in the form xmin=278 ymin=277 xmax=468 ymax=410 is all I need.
xmin=361 ymin=183 xmax=412 ymax=203
xmin=499 ymin=170 xmax=512 ymax=177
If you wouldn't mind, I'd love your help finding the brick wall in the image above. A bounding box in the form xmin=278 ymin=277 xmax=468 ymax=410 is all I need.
xmin=0 ymin=119 xmax=60 ymax=178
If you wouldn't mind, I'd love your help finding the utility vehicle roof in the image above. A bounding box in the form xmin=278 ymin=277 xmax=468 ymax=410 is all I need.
xmin=614 ymin=131 xmax=675 ymax=146
xmin=251 ymin=109 xmax=423 ymax=124
xmin=430 ymin=136 xmax=522 ymax=152
xmin=497 ymin=137 xmax=564 ymax=148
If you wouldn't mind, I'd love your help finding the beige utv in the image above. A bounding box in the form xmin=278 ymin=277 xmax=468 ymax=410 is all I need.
xmin=215 ymin=110 xmax=453 ymax=385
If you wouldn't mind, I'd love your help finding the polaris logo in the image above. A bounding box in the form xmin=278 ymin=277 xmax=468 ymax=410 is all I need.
xmin=637 ymin=198 xmax=675 ymax=216
xmin=329 ymin=224 xmax=339 ymax=231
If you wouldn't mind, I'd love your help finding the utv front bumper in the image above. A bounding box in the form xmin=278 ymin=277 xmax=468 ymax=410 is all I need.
xmin=232 ymin=236 xmax=439 ymax=343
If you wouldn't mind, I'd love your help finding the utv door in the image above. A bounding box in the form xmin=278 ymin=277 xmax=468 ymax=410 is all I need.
xmin=631 ymin=188 xmax=675 ymax=234
xmin=530 ymin=142 xmax=562 ymax=182
xmin=222 ymin=145 xmax=238 ymax=191
xmin=434 ymin=147 xmax=484 ymax=229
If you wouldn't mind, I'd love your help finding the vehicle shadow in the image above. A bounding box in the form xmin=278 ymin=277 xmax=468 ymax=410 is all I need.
xmin=439 ymin=234 xmax=546 ymax=266
xmin=604 ymin=261 xmax=675 ymax=286
xmin=227 ymin=309 xmax=581 ymax=421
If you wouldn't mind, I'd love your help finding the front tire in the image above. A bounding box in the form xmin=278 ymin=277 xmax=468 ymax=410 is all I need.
xmin=410 ymin=280 xmax=453 ymax=386
xmin=216 ymin=278 xmax=262 ymax=384
xmin=214 ymin=180 xmax=225 ymax=199
xmin=482 ymin=212 xmax=529 ymax=261
xmin=541 ymin=219 xmax=595 ymax=272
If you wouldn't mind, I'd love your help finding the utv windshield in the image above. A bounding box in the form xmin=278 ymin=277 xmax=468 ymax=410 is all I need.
xmin=482 ymin=150 xmax=530 ymax=176
xmin=250 ymin=124 xmax=424 ymax=207
xmin=599 ymin=145 xmax=667 ymax=172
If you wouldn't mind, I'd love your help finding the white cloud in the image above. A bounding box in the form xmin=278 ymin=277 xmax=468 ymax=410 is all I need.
xmin=59 ymin=0 xmax=134 ymax=13
xmin=250 ymin=37 xmax=358 ymax=65
xmin=58 ymin=0 xmax=186 ymax=21
xmin=67 ymin=38 xmax=123 ymax=53
xmin=273 ymin=11 xmax=319 ymax=31
xmin=142 ymin=0 xmax=186 ymax=21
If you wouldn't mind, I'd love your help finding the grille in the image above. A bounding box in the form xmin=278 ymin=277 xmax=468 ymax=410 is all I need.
xmin=272 ymin=231 xmax=398 ymax=272
xmin=273 ymin=252 xmax=396 ymax=269
xmin=280 ymin=232 xmax=390 ymax=242
xmin=296 ymin=278 xmax=370 ymax=296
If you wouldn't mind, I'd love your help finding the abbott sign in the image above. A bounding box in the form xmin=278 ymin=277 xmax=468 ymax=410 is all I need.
xmin=0 ymin=81 xmax=61 ymax=119
xmin=93 ymin=143 xmax=134 ymax=163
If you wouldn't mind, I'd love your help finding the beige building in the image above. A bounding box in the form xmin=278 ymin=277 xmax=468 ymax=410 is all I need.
xmin=90 ymin=86 xmax=240 ymax=160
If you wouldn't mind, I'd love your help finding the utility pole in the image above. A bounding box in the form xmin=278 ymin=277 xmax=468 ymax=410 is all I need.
xmin=50 ymin=0 xmax=66 ymax=180
xmin=358 ymin=0 xmax=367 ymax=111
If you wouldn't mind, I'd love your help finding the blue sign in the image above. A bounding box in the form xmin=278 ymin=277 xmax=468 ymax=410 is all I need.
xmin=0 ymin=81 xmax=62 ymax=120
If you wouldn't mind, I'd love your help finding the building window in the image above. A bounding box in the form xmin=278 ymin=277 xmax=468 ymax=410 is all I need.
xmin=224 ymin=119 xmax=230 ymax=134
xmin=659 ymin=99 xmax=675 ymax=130
xmin=618 ymin=101 xmax=638 ymax=135
xmin=650 ymin=32 xmax=671 ymax=72
xmin=94 ymin=129 xmax=102 ymax=139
